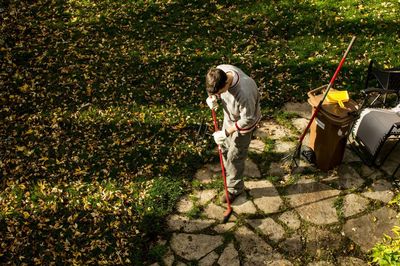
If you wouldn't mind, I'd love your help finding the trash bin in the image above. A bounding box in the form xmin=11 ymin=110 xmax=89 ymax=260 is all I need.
xmin=307 ymin=85 xmax=359 ymax=171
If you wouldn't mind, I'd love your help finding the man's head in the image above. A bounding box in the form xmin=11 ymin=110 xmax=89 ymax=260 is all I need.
xmin=206 ymin=68 xmax=227 ymax=95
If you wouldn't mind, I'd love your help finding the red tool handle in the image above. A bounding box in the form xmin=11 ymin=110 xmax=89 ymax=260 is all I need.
xmin=298 ymin=36 xmax=356 ymax=143
xmin=212 ymin=109 xmax=232 ymax=207
xmin=212 ymin=108 xmax=219 ymax=132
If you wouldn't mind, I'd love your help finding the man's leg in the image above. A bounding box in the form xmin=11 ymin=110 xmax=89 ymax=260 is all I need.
xmin=223 ymin=131 xmax=252 ymax=195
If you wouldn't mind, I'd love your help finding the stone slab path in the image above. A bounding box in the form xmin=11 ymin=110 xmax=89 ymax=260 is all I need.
xmin=152 ymin=102 xmax=400 ymax=265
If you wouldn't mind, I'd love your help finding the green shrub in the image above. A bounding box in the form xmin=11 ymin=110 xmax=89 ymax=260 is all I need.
xmin=371 ymin=226 xmax=400 ymax=265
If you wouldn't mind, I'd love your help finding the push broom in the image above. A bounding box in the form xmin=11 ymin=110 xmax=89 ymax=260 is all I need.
xmin=287 ymin=36 xmax=356 ymax=168
xmin=211 ymin=109 xmax=233 ymax=223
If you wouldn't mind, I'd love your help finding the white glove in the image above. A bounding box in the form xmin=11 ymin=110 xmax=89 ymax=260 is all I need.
xmin=213 ymin=130 xmax=227 ymax=145
xmin=206 ymin=95 xmax=218 ymax=110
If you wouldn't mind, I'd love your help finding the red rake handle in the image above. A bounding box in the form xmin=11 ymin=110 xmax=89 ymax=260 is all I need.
xmin=211 ymin=109 xmax=232 ymax=207
xmin=298 ymin=36 xmax=356 ymax=143
xmin=322 ymin=36 xmax=356 ymax=105
xmin=212 ymin=108 xmax=219 ymax=132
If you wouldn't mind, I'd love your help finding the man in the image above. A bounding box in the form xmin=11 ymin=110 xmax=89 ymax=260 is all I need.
xmin=205 ymin=64 xmax=261 ymax=203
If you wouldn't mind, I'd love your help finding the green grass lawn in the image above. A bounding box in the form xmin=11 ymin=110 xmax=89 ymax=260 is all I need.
xmin=1 ymin=0 xmax=399 ymax=264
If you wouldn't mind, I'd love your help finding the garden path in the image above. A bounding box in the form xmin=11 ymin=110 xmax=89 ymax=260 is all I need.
xmin=153 ymin=102 xmax=400 ymax=265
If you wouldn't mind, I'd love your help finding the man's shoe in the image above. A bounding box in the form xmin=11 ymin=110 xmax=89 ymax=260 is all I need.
xmin=220 ymin=192 xmax=239 ymax=203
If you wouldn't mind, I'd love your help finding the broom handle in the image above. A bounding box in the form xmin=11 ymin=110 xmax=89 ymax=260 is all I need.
xmin=212 ymin=108 xmax=219 ymax=132
xmin=212 ymin=109 xmax=231 ymax=206
xmin=298 ymin=36 xmax=356 ymax=143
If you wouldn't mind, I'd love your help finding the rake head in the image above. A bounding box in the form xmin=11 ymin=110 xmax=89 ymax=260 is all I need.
xmin=281 ymin=143 xmax=301 ymax=170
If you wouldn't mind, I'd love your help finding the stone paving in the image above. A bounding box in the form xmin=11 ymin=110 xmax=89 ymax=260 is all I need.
xmin=153 ymin=102 xmax=400 ymax=265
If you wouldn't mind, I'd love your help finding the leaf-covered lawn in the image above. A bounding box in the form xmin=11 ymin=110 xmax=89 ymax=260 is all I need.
xmin=1 ymin=0 xmax=399 ymax=264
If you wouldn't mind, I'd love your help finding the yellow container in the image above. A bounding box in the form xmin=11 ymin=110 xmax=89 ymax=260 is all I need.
xmin=326 ymin=90 xmax=349 ymax=108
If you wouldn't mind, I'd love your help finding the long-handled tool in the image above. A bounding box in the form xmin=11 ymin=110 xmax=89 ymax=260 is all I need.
xmin=287 ymin=36 xmax=356 ymax=168
xmin=211 ymin=109 xmax=233 ymax=223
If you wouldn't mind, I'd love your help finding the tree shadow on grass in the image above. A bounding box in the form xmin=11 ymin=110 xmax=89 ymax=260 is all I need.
xmin=0 ymin=201 xmax=175 ymax=264
xmin=3 ymin=0 xmax=398 ymax=115
xmin=0 ymin=105 xmax=207 ymax=186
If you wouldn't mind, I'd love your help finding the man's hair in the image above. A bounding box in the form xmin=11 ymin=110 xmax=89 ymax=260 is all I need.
xmin=206 ymin=68 xmax=227 ymax=94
